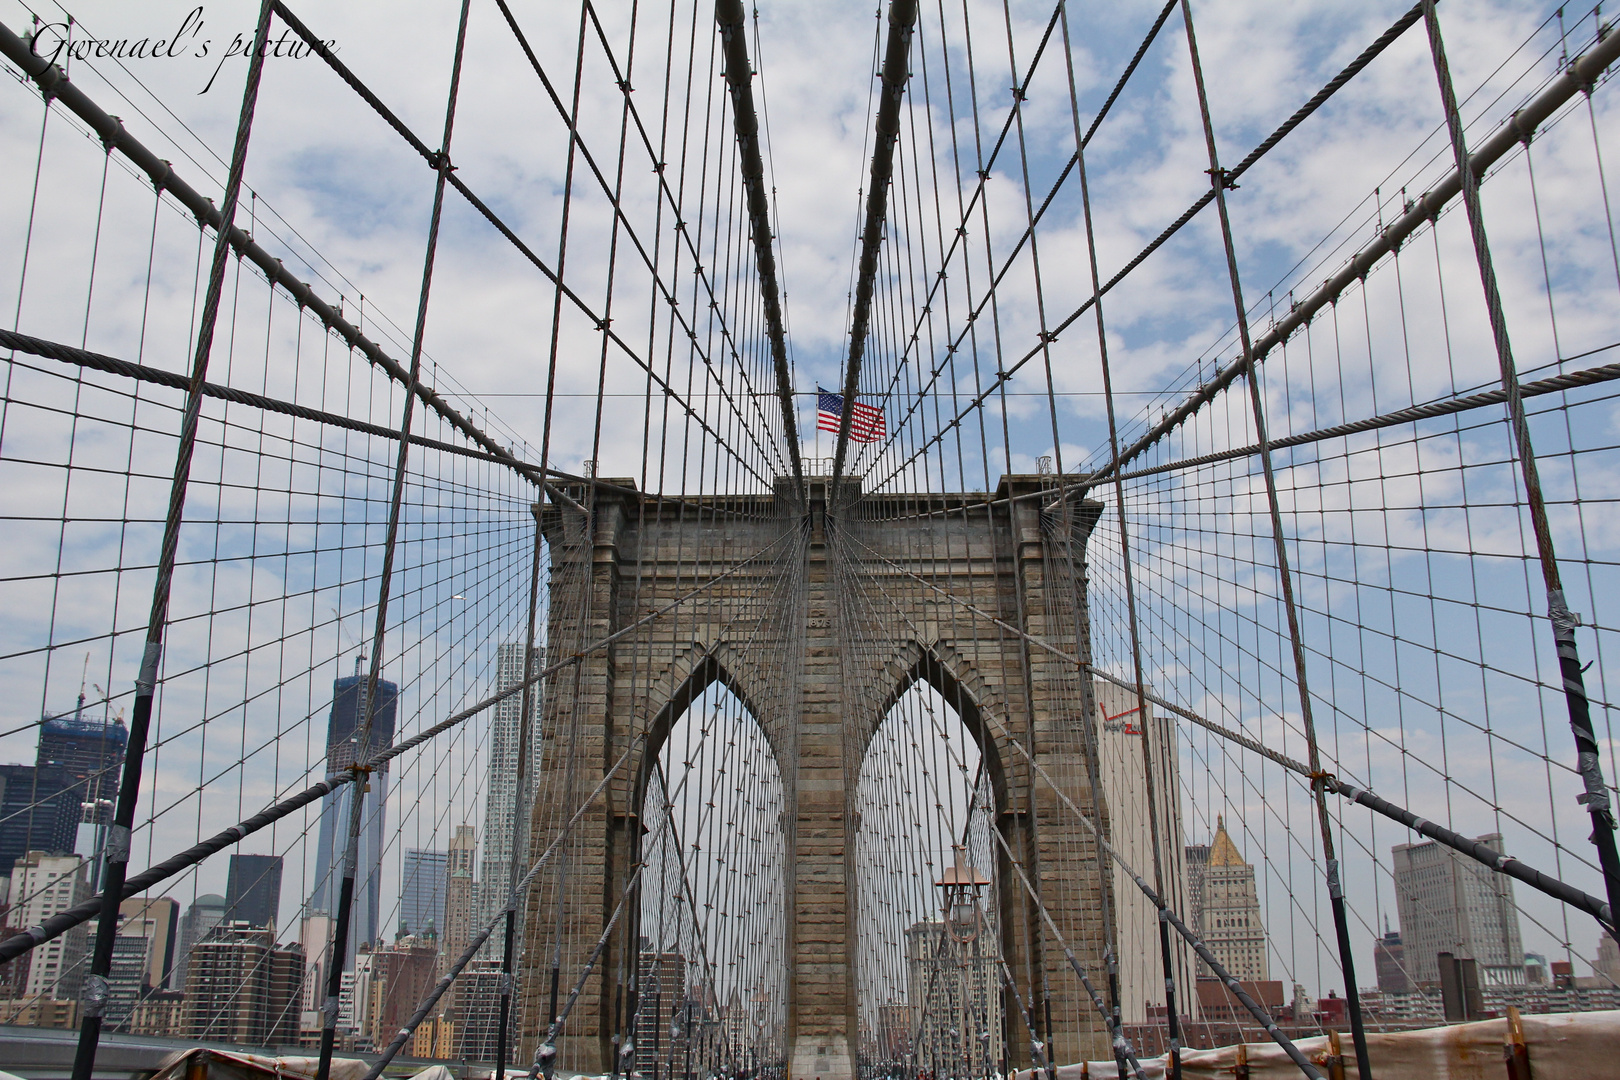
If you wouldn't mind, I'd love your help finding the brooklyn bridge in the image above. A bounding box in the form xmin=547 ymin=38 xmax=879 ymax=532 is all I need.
xmin=0 ymin=1 xmax=1618 ymax=1078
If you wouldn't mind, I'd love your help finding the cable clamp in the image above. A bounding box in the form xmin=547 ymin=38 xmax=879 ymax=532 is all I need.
xmin=1513 ymin=108 xmax=1533 ymax=145
xmin=1548 ymin=589 xmax=1583 ymax=638
xmin=1206 ymin=166 xmax=1239 ymax=191
xmin=81 ymin=974 xmax=109 ymax=1016
xmin=99 ymin=114 xmax=126 ymax=154
xmin=33 ymin=58 xmax=67 ymax=104
xmin=136 ymin=640 xmax=163 ymax=696
xmin=1576 ymin=751 xmax=1617 ymax=829
xmin=106 ymin=824 xmax=131 ymax=865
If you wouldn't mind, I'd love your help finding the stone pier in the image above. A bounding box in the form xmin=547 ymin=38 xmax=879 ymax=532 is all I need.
xmin=519 ymin=475 xmax=1127 ymax=1076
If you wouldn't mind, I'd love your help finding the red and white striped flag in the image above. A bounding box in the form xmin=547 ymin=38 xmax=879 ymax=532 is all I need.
xmin=817 ymin=387 xmax=885 ymax=443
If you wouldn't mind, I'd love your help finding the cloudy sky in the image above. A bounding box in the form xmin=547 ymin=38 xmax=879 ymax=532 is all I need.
xmin=3 ymin=0 xmax=1619 ymax=1019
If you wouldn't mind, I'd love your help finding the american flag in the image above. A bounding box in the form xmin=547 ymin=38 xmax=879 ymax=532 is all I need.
xmin=817 ymin=387 xmax=885 ymax=443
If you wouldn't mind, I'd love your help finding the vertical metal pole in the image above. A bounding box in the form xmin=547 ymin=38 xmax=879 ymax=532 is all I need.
xmin=316 ymin=2 xmax=474 ymax=1077
xmin=68 ymin=5 xmax=274 ymax=1079
xmin=1056 ymin=522 xmax=1131 ymax=1075
xmin=494 ymin=503 xmax=546 ymax=1079
xmin=1419 ymin=0 xmax=1620 ymax=925
xmin=1052 ymin=0 xmax=1187 ymax=1068
xmin=1177 ymin=2 xmax=1372 ymax=1076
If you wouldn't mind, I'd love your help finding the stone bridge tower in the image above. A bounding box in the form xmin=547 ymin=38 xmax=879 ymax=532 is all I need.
xmin=519 ymin=473 xmax=1141 ymax=1078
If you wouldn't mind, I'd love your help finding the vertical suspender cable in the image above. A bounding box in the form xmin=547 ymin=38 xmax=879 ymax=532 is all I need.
xmin=1054 ymin=5 xmax=1132 ymax=1069
xmin=1048 ymin=2 xmax=1191 ymax=1069
xmin=1419 ymin=0 xmax=1620 ymax=933
xmin=1177 ymin=2 xmax=1372 ymax=1075
xmin=494 ymin=503 xmax=547 ymax=1076
xmin=830 ymin=0 xmax=917 ymax=491
xmin=317 ymin=2 xmax=474 ymax=1077
xmin=716 ymin=0 xmax=805 ymax=498
xmin=68 ymin=4 xmax=275 ymax=1078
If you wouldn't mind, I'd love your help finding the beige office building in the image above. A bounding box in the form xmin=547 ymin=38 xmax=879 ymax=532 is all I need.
xmin=1092 ymin=678 xmax=1194 ymax=1023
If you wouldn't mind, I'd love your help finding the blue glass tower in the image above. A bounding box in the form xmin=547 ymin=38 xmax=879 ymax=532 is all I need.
xmin=309 ymin=657 xmax=397 ymax=968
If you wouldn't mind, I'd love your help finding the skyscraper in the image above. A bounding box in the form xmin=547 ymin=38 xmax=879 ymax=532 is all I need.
xmin=363 ymin=929 xmax=440 ymax=1049
xmin=181 ymin=923 xmax=303 ymax=1046
xmin=1092 ymin=677 xmax=1194 ymax=1022
xmin=401 ymin=848 xmax=448 ymax=937
xmin=103 ymin=928 xmax=153 ymax=1031
xmin=1374 ymin=919 xmax=1411 ymax=993
xmin=36 ymin=708 xmax=127 ymax=830
xmin=635 ymin=948 xmax=689 ymax=1079
xmin=173 ymin=893 xmax=229 ymax=993
xmin=442 ymin=826 xmax=477 ymax=968
xmin=480 ymin=643 xmax=543 ymax=924
xmin=1197 ymin=816 xmax=1269 ymax=982
xmin=227 ymin=853 xmax=284 ymax=929
xmin=1393 ymin=831 xmax=1524 ymax=986
xmin=309 ymin=657 xmax=398 ymax=965
xmin=107 ymin=900 xmax=175 ymax=1003
xmin=904 ymin=920 xmax=1002 ymax=1075
xmin=119 ymin=896 xmax=178 ymax=990
xmin=0 ymin=763 xmax=77 ymax=879
xmin=298 ymin=910 xmax=334 ymax=1036
xmin=8 ymin=852 xmax=90 ymax=1003
xmin=1185 ymin=841 xmax=1210 ymax=930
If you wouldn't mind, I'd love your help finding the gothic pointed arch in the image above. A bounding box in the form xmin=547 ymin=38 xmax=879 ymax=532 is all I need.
xmin=861 ymin=638 xmax=1015 ymax=812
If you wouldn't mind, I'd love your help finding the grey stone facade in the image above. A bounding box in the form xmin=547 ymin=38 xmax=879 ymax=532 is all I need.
xmin=520 ymin=475 xmax=1133 ymax=1076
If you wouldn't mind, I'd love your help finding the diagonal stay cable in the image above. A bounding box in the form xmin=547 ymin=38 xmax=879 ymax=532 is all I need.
xmin=872 ymin=2 xmax=1428 ymax=491
xmin=267 ymin=2 xmax=777 ymax=486
xmin=843 ymin=345 xmax=1620 ymax=526
xmin=831 ymin=0 xmax=916 ymax=487
xmin=0 ymin=19 xmax=567 ymax=495
xmin=1065 ymin=15 xmax=1620 ymax=498
xmin=837 ymin=526 xmax=1616 ymax=931
xmin=491 ymin=0 xmax=793 ymax=473
xmin=716 ymin=0 xmax=805 ymax=493
xmin=362 ymin=732 xmax=647 ymax=1080
xmin=834 ymin=523 xmax=1322 ymax=1077
xmin=0 ymin=525 xmax=797 ymax=966
xmin=490 ymin=0 xmax=791 ymax=478
xmin=859 ymin=0 xmax=1177 ymax=475
xmin=1103 ymin=351 xmax=1620 ymax=485
xmin=0 ymin=328 xmax=603 ymax=506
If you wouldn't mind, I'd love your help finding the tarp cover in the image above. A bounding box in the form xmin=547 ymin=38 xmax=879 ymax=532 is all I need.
xmin=1012 ymin=1009 xmax=1620 ymax=1078
xmin=151 ymin=1048 xmax=370 ymax=1080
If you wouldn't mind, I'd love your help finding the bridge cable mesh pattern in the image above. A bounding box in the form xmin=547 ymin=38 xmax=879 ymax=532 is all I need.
xmin=0 ymin=1 xmax=1618 ymax=1079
